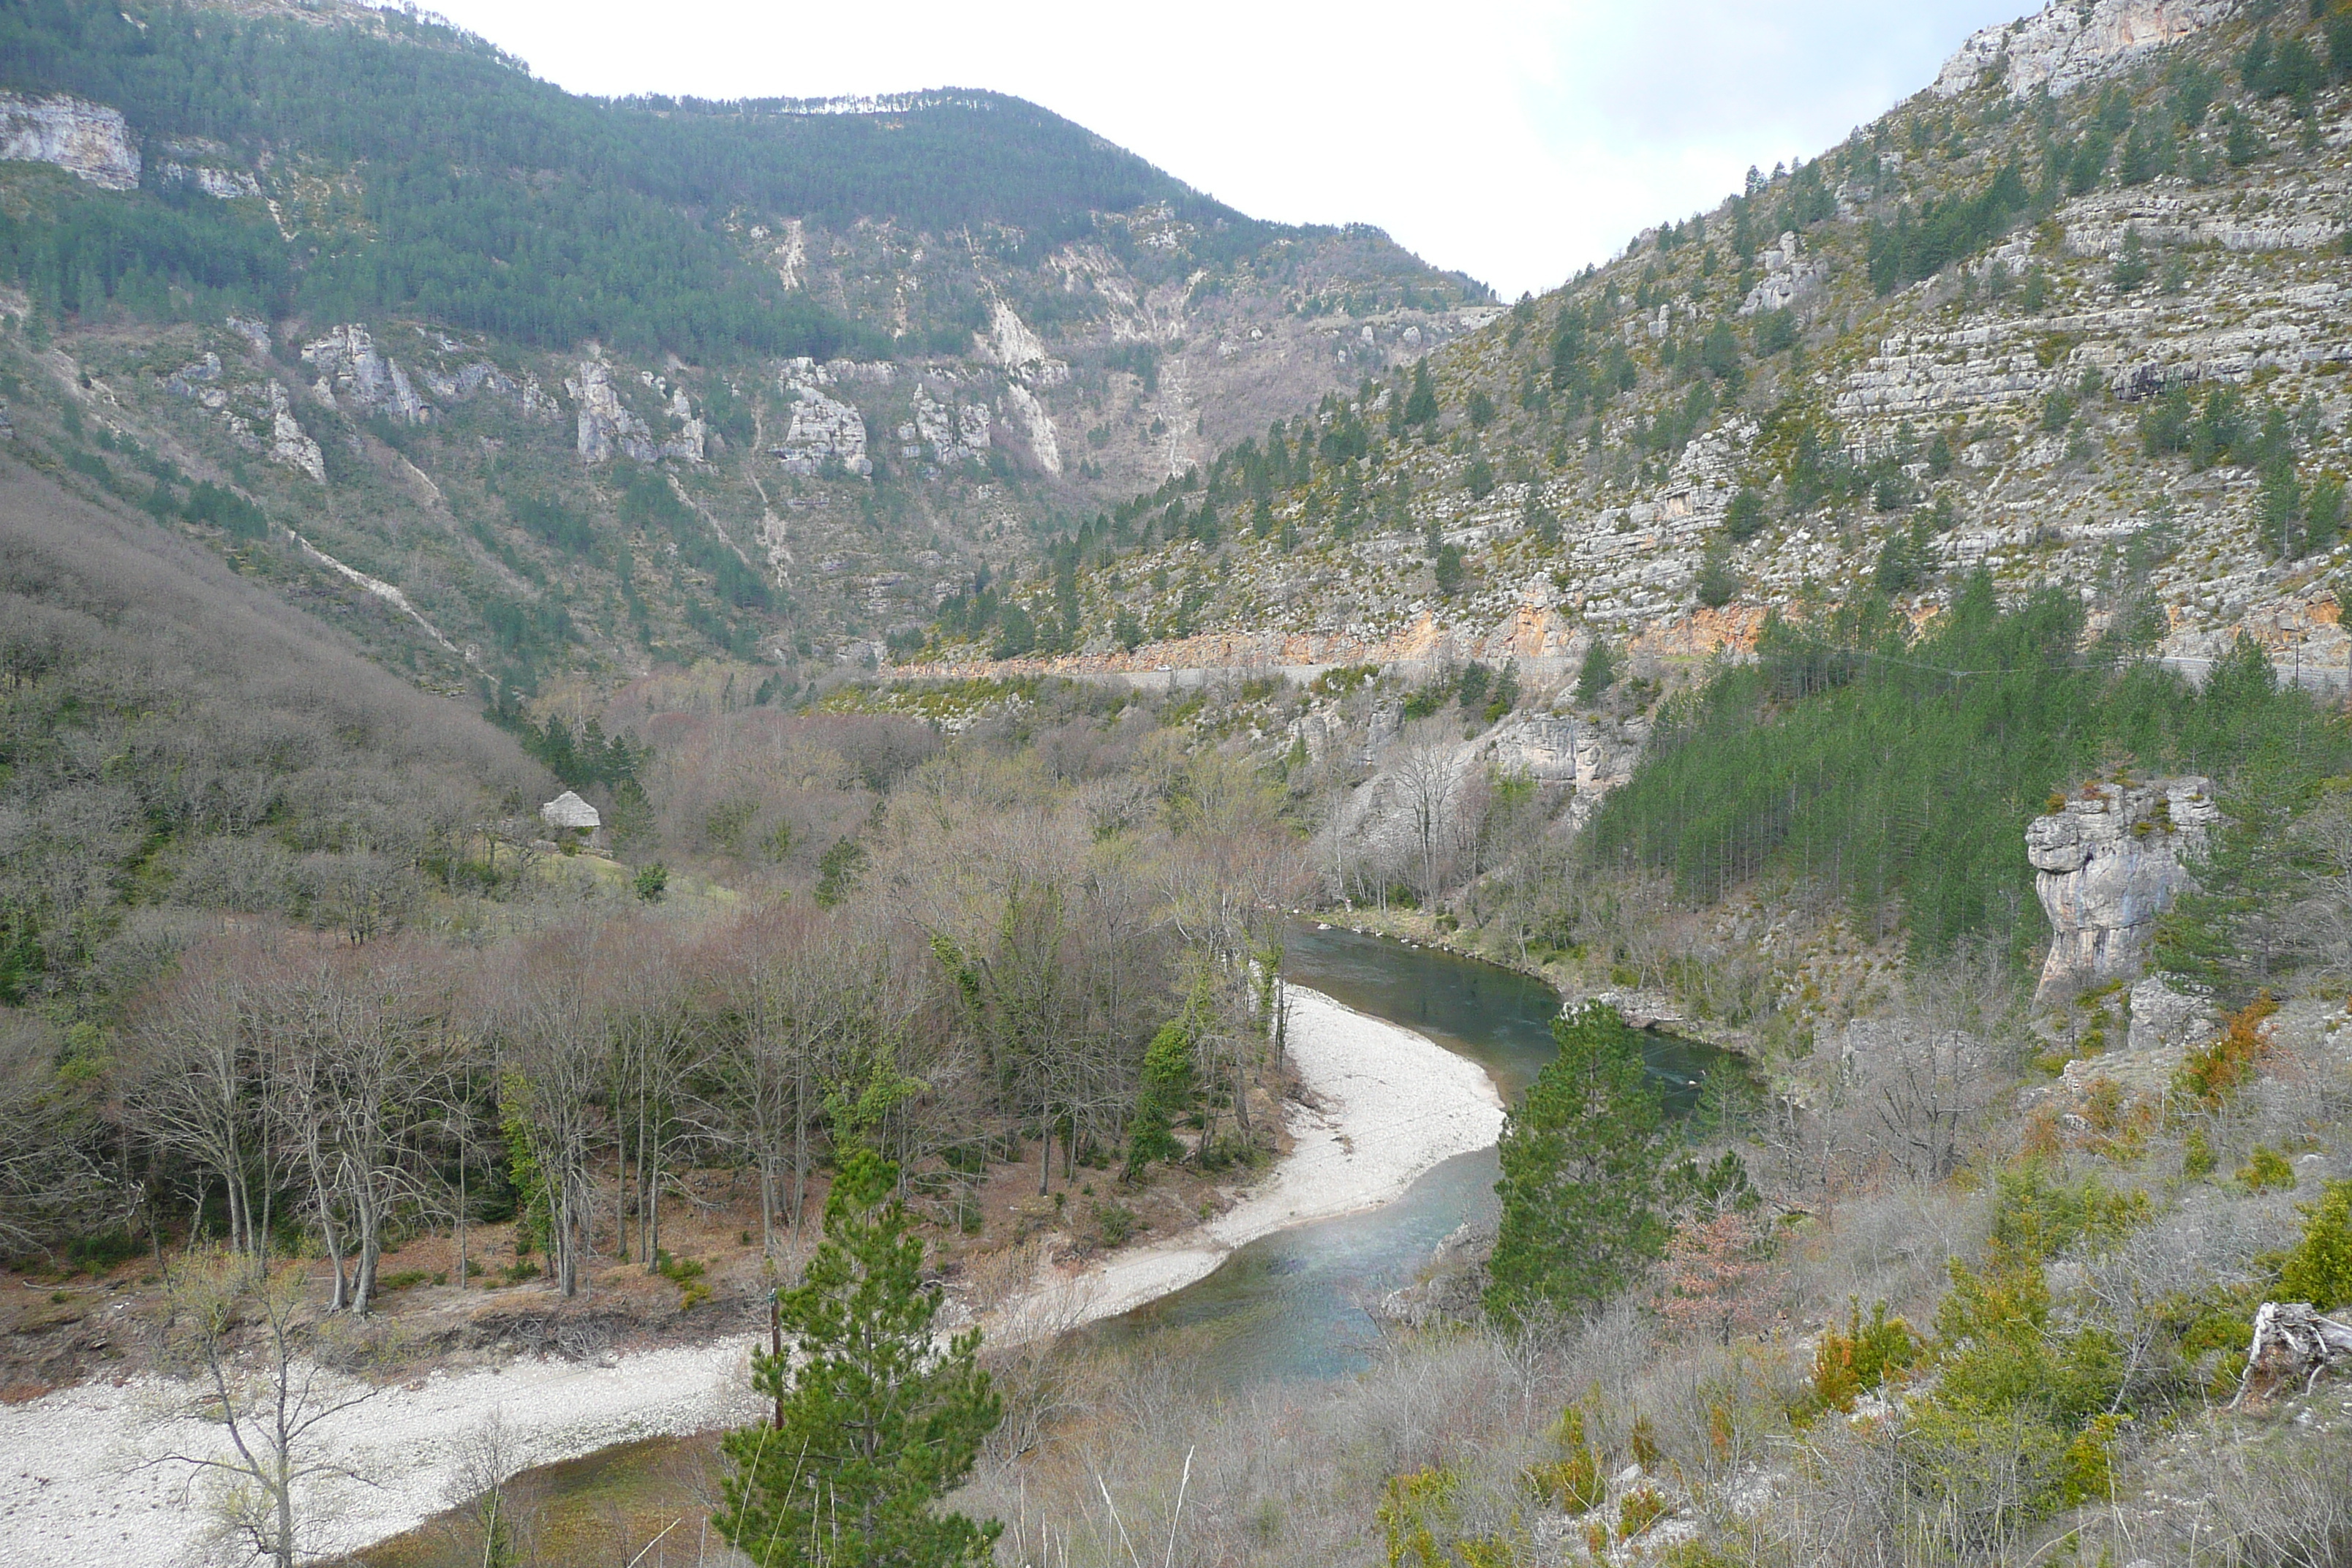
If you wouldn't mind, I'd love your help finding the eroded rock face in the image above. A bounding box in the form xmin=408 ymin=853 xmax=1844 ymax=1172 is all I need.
xmin=0 ymin=94 xmax=139 ymax=189
xmin=773 ymin=374 xmax=870 ymax=476
xmin=2029 ymin=775 xmax=2218 ymax=998
xmin=914 ymin=385 xmax=991 ymax=467
xmin=304 ymin=324 xmax=431 ymax=425
xmin=265 ymin=381 xmax=324 ymax=484
xmin=1934 ymin=0 xmax=2240 ymax=101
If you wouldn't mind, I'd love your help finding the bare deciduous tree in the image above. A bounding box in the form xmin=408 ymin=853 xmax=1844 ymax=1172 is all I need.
xmin=154 ymin=1248 xmax=374 ymax=1568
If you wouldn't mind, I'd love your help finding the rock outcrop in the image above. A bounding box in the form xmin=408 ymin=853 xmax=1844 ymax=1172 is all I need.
xmin=568 ymin=359 xmax=652 ymax=464
xmin=566 ymin=360 xmax=701 ymax=464
xmin=265 ymin=381 xmax=325 ymax=483
xmin=0 ymin=94 xmax=139 ymax=189
xmin=914 ymin=386 xmax=992 ymax=467
xmin=303 ymin=325 xmax=430 ymax=424
xmin=772 ymin=375 xmax=870 ymax=476
xmin=156 ymin=160 xmax=261 ymax=200
xmin=1934 ymin=0 xmax=2240 ymax=101
xmin=1738 ymin=232 xmax=1827 ymax=317
xmin=2028 ymin=775 xmax=2218 ymax=998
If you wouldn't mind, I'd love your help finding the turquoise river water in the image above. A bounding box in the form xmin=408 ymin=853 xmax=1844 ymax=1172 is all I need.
xmin=1074 ymin=922 xmax=1739 ymax=1388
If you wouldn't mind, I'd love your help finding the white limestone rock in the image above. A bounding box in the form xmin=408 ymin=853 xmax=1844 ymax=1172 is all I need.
xmin=1738 ymin=232 xmax=1827 ymax=317
xmin=566 ymin=359 xmax=656 ymax=464
xmin=166 ymin=353 xmax=222 ymax=399
xmin=156 ymin=161 xmax=262 ymax=200
xmin=265 ymin=380 xmax=325 ymax=483
xmin=772 ymin=374 xmax=869 ymax=476
xmin=0 ymin=94 xmax=139 ymax=189
xmin=1000 ymin=381 xmax=1062 ymax=475
xmin=2028 ymin=776 xmax=2218 ymax=998
xmin=302 ymin=325 xmax=431 ymax=424
xmin=2125 ymin=976 xmax=2217 ymax=1055
xmin=979 ymin=298 xmax=1071 ymax=387
xmin=1934 ymin=0 xmax=2240 ymax=102
xmin=225 ymin=317 xmax=272 ymax=358
xmin=915 ymin=386 xmax=990 ymax=467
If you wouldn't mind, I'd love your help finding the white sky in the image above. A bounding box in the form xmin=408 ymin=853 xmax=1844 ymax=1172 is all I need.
xmin=419 ymin=0 xmax=2029 ymax=300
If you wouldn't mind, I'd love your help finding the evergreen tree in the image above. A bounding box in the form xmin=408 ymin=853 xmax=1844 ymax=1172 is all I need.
xmin=1725 ymin=487 xmax=1768 ymax=542
xmin=1575 ymin=638 xmax=1616 ymax=705
xmin=1695 ymin=546 xmax=1740 ymax=608
xmin=2111 ymin=227 xmax=2152 ymax=293
xmin=718 ymin=1147 xmax=1003 ymax=1568
xmin=1433 ymin=543 xmax=1466 ymax=598
xmin=1404 ymin=360 xmax=1441 ymax=430
xmin=1485 ymin=1003 xmax=1666 ymax=1325
xmin=1125 ymin=1006 xmax=1199 ymax=1177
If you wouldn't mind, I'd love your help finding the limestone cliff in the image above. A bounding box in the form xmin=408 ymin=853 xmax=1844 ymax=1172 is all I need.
xmin=0 ymin=94 xmax=139 ymax=190
xmin=935 ymin=0 xmax=2351 ymax=709
xmin=2028 ymin=775 xmax=2218 ymax=998
xmin=1935 ymin=0 xmax=2241 ymax=101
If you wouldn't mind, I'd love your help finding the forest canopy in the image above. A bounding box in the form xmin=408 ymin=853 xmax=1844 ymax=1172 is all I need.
xmin=0 ymin=0 xmax=1286 ymax=355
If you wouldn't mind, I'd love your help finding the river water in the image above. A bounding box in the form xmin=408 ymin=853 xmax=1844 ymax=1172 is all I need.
xmin=1074 ymin=923 xmax=1738 ymax=1388
xmin=350 ymin=924 xmax=1744 ymax=1563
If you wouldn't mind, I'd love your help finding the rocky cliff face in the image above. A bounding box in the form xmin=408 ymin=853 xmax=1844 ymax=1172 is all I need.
xmin=1934 ymin=0 xmax=2241 ymax=102
xmin=0 ymin=94 xmax=140 ymax=189
xmin=2028 ymin=776 xmax=2218 ymax=998
xmin=0 ymin=3 xmax=1490 ymax=687
xmin=936 ymin=0 xmax=2349 ymax=717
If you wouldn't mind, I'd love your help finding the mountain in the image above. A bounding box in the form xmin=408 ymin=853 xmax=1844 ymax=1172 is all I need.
xmin=932 ymin=0 xmax=2351 ymax=700
xmin=0 ymin=0 xmax=1491 ymax=701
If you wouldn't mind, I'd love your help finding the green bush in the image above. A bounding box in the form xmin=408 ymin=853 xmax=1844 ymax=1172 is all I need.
xmin=2279 ymin=1180 xmax=2352 ymax=1310
xmin=1803 ymin=1298 xmax=1917 ymax=1415
xmin=1990 ymin=1165 xmax=2150 ymax=1261
xmin=2238 ymin=1145 xmax=2296 ymax=1191
xmin=1934 ymin=1255 xmax=2121 ymax=1425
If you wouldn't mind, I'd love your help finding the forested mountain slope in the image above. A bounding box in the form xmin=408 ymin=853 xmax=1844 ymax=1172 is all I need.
xmin=0 ymin=0 xmax=1486 ymax=703
xmin=936 ymin=0 xmax=2352 ymax=693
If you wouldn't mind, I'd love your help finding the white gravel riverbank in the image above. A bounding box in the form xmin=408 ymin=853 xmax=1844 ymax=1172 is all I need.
xmin=0 ymin=983 xmax=1506 ymax=1567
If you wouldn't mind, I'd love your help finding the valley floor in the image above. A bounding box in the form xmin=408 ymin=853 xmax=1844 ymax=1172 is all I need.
xmin=0 ymin=983 xmax=1504 ymax=1568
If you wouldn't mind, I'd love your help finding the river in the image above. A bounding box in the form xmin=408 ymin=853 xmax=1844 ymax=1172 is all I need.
xmin=1074 ymin=922 xmax=1736 ymax=1387
xmin=324 ymin=924 xmax=1739 ymax=1564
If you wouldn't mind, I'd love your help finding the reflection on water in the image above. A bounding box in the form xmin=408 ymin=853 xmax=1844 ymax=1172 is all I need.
xmin=1076 ymin=923 xmax=1741 ymax=1388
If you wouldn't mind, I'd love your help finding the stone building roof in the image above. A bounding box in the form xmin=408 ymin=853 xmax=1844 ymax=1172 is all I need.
xmin=540 ymin=790 xmax=601 ymax=831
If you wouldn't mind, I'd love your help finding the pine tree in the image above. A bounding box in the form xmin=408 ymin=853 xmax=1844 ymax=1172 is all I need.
xmin=1575 ymin=639 xmax=1616 ymax=705
xmin=1695 ymin=546 xmax=1740 ymax=608
xmin=717 ymin=1147 xmax=1003 ymax=1568
xmin=1485 ymin=1003 xmax=1667 ymax=1325
xmin=1404 ymin=360 xmax=1440 ymax=429
xmin=1725 ymin=488 xmax=1768 ymax=542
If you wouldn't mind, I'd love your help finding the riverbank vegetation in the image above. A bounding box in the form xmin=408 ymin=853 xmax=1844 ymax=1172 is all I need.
xmin=15 ymin=432 xmax=2352 ymax=1566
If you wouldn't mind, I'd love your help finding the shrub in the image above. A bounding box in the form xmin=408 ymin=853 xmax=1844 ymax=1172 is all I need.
xmin=1379 ymin=1468 xmax=1456 ymax=1568
xmin=1805 ymin=1298 xmax=1918 ymax=1415
xmin=2239 ymin=1145 xmax=2296 ymax=1191
xmin=2176 ymin=992 xmax=2277 ymax=1109
xmin=1695 ymin=549 xmax=1740 ymax=608
xmin=1090 ymin=1201 xmax=1139 ymax=1248
xmin=1934 ymin=1254 xmax=2122 ymax=1425
xmin=1725 ymin=487 xmax=1769 ymax=541
xmin=1991 ymin=1165 xmax=2151 ymax=1260
xmin=1524 ymin=1447 xmax=1604 ymax=1515
xmin=1618 ymin=1485 xmax=1668 ymax=1540
xmin=2279 ymin=1180 xmax=2352 ymax=1310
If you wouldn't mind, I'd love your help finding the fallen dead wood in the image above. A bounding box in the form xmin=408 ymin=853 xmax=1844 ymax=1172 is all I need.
xmin=2234 ymin=1302 xmax=2352 ymax=1403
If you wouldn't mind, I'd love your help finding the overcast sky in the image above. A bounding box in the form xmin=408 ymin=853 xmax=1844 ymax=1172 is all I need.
xmin=420 ymin=0 xmax=2029 ymax=299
